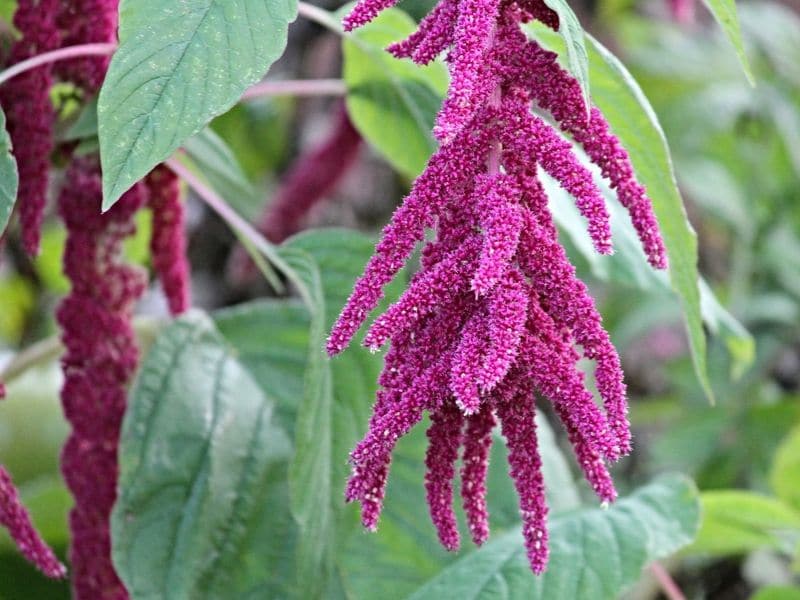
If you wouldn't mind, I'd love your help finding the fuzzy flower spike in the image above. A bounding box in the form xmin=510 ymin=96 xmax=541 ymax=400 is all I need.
xmin=331 ymin=0 xmax=668 ymax=575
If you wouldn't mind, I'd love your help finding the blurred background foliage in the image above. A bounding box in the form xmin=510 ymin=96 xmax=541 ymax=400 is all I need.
xmin=0 ymin=0 xmax=798 ymax=598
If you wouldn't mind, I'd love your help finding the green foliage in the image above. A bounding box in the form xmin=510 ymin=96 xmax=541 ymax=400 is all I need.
xmin=98 ymin=0 xmax=297 ymax=209
xmin=342 ymin=7 xmax=447 ymax=178
xmin=532 ymin=25 xmax=717 ymax=402
xmin=701 ymin=0 xmax=755 ymax=83
xmin=407 ymin=475 xmax=699 ymax=599
xmin=691 ymin=491 xmax=800 ymax=557
xmin=111 ymin=312 xmax=292 ymax=599
xmin=771 ymin=426 xmax=800 ymax=513
xmin=0 ymin=106 xmax=18 ymax=236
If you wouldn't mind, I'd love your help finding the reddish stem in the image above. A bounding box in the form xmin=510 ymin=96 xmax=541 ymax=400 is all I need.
xmin=650 ymin=562 xmax=686 ymax=600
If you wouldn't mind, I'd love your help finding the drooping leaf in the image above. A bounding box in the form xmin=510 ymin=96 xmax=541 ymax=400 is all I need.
xmin=529 ymin=26 xmax=716 ymax=401
xmin=771 ymin=427 xmax=800 ymax=513
xmin=544 ymin=173 xmax=754 ymax=378
xmin=540 ymin=0 xmax=590 ymax=116
xmin=689 ymin=491 xmax=800 ymax=557
xmin=701 ymin=0 xmax=755 ymax=84
xmin=111 ymin=311 xmax=291 ymax=599
xmin=98 ymin=0 xmax=297 ymax=209
xmin=341 ymin=7 xmax=448 ymax=178
xmin=182 ymin=128 xmax=259 ymax=218
xmin=407 ymin=474 xmax=700 ymax=599
xmin=0 ymin=105 xmax=18 ymax=235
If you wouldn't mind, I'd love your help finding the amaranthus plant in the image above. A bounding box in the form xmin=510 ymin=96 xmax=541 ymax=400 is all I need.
xmin=0 ymin=0 xmax=767 ymax=598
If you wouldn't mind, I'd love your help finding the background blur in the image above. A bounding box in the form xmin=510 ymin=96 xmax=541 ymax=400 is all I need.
xmin=1 ymin=1 xmax=799 ymax=598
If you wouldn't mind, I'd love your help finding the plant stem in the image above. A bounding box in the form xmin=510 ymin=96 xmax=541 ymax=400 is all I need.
xmin=0 ymin=43 xmax=116 ymax=87
xmin=297 ymin=1 xmax=343 ymax=33
xmin=241 ymin=78 xmax=346 ymax=101
xmin=165 ymin=157 xmax=311 ymax=300
xmin=650 ymin=562 xmax=686 ymax=600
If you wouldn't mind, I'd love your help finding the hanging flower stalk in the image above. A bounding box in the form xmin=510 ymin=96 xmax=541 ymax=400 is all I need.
xmin=54 ymin=0 xmax=118 ymax=91
xmin=0 ymin=466 xmax=66 ymax=579
xmin=145 ymin=166 xmax=192 ymax=315
xmin=329 ymin=0 xmax=667 ymax=573
xmin=0 ymin=0 xmax=60 ymax=256
xmin=57 ymin=158 xmax=148 ymax=599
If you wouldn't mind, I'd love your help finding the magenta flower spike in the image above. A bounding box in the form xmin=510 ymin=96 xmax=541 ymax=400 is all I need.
xmin=57 ymin=158 xmax=147 ymax=600
xmin=335 ymin=0 xmax=668 ymax=575
xmin=146 ymin=166 xmax=192 ymax=315
xmin=0 ymin=466 xmax=66 ymax=579
xmin=0 ymin=0 xmax=60 ymax=257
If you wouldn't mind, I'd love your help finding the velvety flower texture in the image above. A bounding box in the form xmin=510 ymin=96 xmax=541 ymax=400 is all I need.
xmin=331 ymin=0 xmax=668 ymax=574
xmin=145 ymin=166 xmax=191 ymax=315
xmin=55 ymin=0 xmax=118 ymax=91
xmin=0 ymin=466 xmax=66 ymax=579
xmin=57 ymin=158 xmax=147 ymax=600
xmin=0 ymin=0 xmax=60 ymax=256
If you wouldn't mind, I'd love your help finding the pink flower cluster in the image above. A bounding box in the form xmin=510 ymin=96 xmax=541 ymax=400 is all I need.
xmin=331 ymin=0 xmax=667 ymax=573
xmin=55 ymin=0 xmax=118 ymax=92
xmin=57 ymin=158 xmax=148 ymax=600
xmin=145 ymin=166 xmax=191 ymax=315
xmin=0 ymin=466 xmax=65 ymax=578
xmin=0 ymin=0 xmax=60 ymax=256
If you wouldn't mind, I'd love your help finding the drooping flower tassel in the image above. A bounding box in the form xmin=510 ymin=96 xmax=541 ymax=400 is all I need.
xmin=55 ymin=0 xmax=118 ymax=92
xmin=0 ymin=466 xmax=66 ymax=579
xmin=331 ymin=0 xmax=668 ymax=574
xmin=145 ymin=166 xmax=191 ymax=315
xmin=0 ymin=0 xmax=61 ymax=256
xmin=57 ymin=158 xmax=147 ymax=600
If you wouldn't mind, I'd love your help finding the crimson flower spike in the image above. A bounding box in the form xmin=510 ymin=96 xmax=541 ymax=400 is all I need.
xmin=331 ymin=0 xmax=668 ymax=574
xmin=0 ymin=466 xmax=66 ymax=579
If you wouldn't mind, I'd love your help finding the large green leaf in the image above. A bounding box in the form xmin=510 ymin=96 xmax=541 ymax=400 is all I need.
xmin=111 ymin=311 xmax=291 ymax=599
xmin=0 ymin=105 xmax=18 ymax=235
xmin=342 ymin=8 xmax=448 ymax=178
xmin=771 ymin=427 xmax=800 ymax=513
xmin=98 ymin=0 xmax=297 ymax=209
xmin=406 ymin=474 xmax=699 ymax=600
xmin=544 ymin=173 xmax=754 ymax=378
xmin=690 ymin=491 xmax=800 ymax=557
xmin=540 ymin=0 xmax=590 ymax=116
xmin=529 ymin=26 xmax=715 ymax=401
xmin=701 ymin=0 xmax=754 ymax=84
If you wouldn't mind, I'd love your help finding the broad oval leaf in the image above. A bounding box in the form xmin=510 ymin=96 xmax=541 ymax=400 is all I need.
xmin=407 ymin=474 xmax=700 ymax=600
xmin=111 ymin=311 xmax=291 ymax=600
xmin=342 ymin=8 xmax=448 ymax=178
xmin=0 ymin=106 xmax=18 ymax=235
xmin=98 ymin=0 xmax=297 ymax=209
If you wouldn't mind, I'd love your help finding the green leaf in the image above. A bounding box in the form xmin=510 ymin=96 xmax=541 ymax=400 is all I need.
xmin=342 ymin=7 xmax=448 ymax=178
xmin=62 ymin=96 xmax=98 ymax=141
xmin=111 ymin=311 xmax=291 ymax=599
xmin=701 ymin=0 xmax=755 ymax=84
xmin=337 ymin=412 xmax=581 ymax=599
xmin=690 ymin=491 xmax=800 ymax=557
xmin=98 ymin=0 xmax=297 ymax=209
xmin=584 ymin=34 xmax=713 ymax=402
xmin=771 ymin=427 xmax=800 ymax=513
xmin=540 ymin=0 xmax=590 ymax=117
xmin=182 ymin=127 xmax=259 ymax=217
xmin=277 ymin=229 xmax=406 ymax=596
xmin=529 ymin=26 xmax=715 ymax=401
xmin=407 ymin=474 xmax=700 ymax=599
xmin=0 ymin=105 xmax=18 ymax=235
xmin=752 ymin=586 xmax=800 ymax=600
xmin=544 ymin=173 xmax=754 ymax=379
